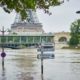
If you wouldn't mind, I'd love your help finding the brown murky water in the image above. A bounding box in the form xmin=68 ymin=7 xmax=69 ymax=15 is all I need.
xmin=0 ymin=49 xmax=80 ymax=80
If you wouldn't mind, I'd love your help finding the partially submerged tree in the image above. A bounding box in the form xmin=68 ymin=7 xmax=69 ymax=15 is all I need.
xmin=0 ymin=0 xmax=65 ymax=20
xmin=69 ymin=36 xmax=79 ymax=47
xmin=69 ymin=19 xmax=80 ymax=47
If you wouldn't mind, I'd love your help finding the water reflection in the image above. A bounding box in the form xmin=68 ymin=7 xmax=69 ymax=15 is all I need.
xmin=14 ymin=52 xmax=36 ymax=80
xmin=0 ymin=49 xmax=80 ymax=80
xmin=1 ymin=66 xmax=6 ymax=80
xmin=2 ymin=72 xmax=5 ymax=80
xmin=41 ymin=73 xmax=44 ymax=80
xmin=17 ymin=72 xmax=34 ymax=80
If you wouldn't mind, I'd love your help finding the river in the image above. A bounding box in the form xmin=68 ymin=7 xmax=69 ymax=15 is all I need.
xmin=0 ymin=48 xmax=80 ymax=80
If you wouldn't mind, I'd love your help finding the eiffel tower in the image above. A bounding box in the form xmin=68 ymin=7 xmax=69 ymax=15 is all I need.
xmin=11 ymin=9 xmax=44 ymax=35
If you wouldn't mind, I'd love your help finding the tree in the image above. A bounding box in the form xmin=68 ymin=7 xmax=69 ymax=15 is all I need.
xmin=69 ymin=36 xmax=79 ymax=47
xmin=69 ymin=19 xmax=80 ymax=47
xmin=0 ymin=0 xmax=64 ymax=19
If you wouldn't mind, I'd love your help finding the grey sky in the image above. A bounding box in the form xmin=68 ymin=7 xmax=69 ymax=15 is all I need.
xmin=0 ymin=0 xmax=80 ymax=33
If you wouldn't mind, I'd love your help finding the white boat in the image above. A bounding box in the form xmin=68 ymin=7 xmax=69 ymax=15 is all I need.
xmin=37 ymin=43 xmax=55 ymax=59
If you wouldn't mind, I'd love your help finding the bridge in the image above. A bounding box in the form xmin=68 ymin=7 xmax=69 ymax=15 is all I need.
xmin=54 ymin=32 xmax=71 ymax=49
xmin=0 ymin=32 xmax=71 ymax=49
xmin=0 ymin=34 xmax=54 ymax=48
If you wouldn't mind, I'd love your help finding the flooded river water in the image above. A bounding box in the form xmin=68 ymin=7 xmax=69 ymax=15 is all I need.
xmin=0 ymin=48 xmax=80 ymax=80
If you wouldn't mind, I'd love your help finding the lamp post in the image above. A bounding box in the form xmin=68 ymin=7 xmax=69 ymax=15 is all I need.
xmin=0 ymin=26 xmax=6 ymax=70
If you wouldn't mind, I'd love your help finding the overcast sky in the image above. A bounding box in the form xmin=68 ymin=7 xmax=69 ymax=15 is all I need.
xmin=0 ymin=0 xmax=80 ymax=33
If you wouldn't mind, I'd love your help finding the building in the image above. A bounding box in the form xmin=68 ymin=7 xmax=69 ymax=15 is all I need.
xmin=54 ymin=32 xmax=71 ymax=49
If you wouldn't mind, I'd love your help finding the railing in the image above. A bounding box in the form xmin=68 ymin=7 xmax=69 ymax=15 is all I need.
xmin=0 ymin=35 xmax=54 ymax=44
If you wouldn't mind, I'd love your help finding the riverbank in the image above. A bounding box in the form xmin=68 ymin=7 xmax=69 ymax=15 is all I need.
xmin=0 ymin=48 xmax=38 ymax=53
xmin=62 ymin=46 xmax=80 ymax=50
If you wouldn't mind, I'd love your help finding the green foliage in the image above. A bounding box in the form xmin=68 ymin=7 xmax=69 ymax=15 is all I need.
xmin=12 ymin=32 xmax=17 ymax=35
xmin=69 ymin=19 xmax=80 ymax=46
xmin=0 ymin=0 xmax=62 ymax=19
xmin=69 ymin=36 xmax=79 ymax=46
xmin=70 ymin=19 xmax=80 ymax=35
